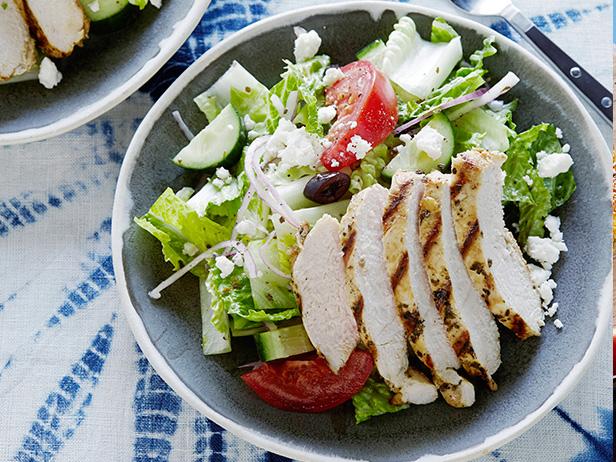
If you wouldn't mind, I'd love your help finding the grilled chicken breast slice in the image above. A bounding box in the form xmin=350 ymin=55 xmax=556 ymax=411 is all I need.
xmin=419 ymin=172 xmax=500 ymax=390
xmin=341 ymin=185 xmax=438 ymax=405
xmin=451 ymin=150 xmax=544 ymax=339
xmin=384 ymin=172 xmax=475 ymax=407
xmin=0 ymin=0 xmax=37 ymax=80
xmin=23 ymin=0 xmax=89 ymax=58
xmin=293 ymin=215 xmax=359 ymax=372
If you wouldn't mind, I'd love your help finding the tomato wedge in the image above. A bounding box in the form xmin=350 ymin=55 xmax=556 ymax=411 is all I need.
xmin=241 ymin=349 xmax=374 ymax=413
xmin=321 ymin=60 xmax=398 ymax=171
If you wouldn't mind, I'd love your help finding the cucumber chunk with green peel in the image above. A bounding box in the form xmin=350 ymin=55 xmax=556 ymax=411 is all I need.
xmin=255 ymin=324 xmax=315 ymax=361
xmin=172 ymin=104 xmax=245 ymax=170
xmin=356 ymin=39 xmax=386 ymax=66
xmin=384 ymin=113 xmax=454 ymax=177
xmin=80 ymin=0 xmax=138 ymax=32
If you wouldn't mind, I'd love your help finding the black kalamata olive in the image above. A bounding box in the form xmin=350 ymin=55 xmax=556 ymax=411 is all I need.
xmin=303 ymin=172 xmax=350 ymax=204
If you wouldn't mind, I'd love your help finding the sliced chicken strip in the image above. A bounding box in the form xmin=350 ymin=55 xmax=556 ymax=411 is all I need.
xmin=419 ymin=173 xmax=496 ymax=390
xmin=383 ymin=172 xmax=475 ymax=407
xmin=341 ymin=185 xmax=438 ymax=405
xmin=23 ymin=0 xmax=89 ymax=58
xmin=0 ymin=0 xmax=37 ymax=80
xmin=293 ymin=215 xmax=359 ymax=373
xmin=451 ymin=150 xmax=544 ymax=339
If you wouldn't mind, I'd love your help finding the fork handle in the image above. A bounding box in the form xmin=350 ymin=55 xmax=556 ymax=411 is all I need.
xmin=523 ymin=26 xmax=612 ymax=122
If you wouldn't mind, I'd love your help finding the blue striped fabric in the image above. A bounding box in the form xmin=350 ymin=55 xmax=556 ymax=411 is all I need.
xmin=0 ymin=1 xmax=612 ymax=461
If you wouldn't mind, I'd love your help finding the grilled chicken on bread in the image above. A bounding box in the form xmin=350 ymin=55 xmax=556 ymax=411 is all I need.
xmin=419 ymin=172 xmax=500 ymax=390
xmin=0 ymin=0 xmax=37 ymax=80
xmin=341 ymin=185 xmax=438 ymax=405
xmin=451 ymin=150 xmax=544 ymax=339
xmin=383 ymin=172 xmax=475 ymax=408
xmin=293 ymin=215 xmax=359 ymax=373
xmin=22 ymin=0 xmax=89 ymax=58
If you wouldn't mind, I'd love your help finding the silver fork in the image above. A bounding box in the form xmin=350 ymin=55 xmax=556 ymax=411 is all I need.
xmin=449 ymin=0 xmax=613 ymax=123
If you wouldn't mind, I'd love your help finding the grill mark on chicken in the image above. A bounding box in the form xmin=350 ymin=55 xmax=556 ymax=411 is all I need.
xmin=460 ymin=220 xmax=480 ymax=257
xmin=383 ymin=181 xmax=411 ymax=232
xmin=341 ymin=228 xmax=356 ymax=265
xmin=390 ymin=252 xmax=409 ymax=290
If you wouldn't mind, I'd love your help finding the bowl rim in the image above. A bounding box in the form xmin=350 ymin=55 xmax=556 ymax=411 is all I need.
xmin=111 ymin=2 xmax=612 ymax=461
xmin=0 ymin=0 xmax=211 ymax=146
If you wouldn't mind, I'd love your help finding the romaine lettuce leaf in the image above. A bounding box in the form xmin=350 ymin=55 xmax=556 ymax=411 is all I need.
xmin=431 ymin=17 xmax=459 ymax=43
xmin=452 ymin=105 xmax=515 ymax=153
xmin=206 ymin=263 xmax=299 ymax=323
xmin=247 ymin=239 xmax=298 ymax=310
xmin=187 ymin=171 xmax=247 ymax=228
xmin=502 ymin=124 xmax=575 ymax=244
xmin=352 ymin=378 xmax=409 ymax=424
xmin=134 ymin=188 xmax=231 ymax=276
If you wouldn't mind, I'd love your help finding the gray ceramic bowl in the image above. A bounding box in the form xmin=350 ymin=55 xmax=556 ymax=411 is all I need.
xmin=112 ymin=3 xmax=612 ymax=461
xmin=0 ymin=0 xmax=210 ymax=145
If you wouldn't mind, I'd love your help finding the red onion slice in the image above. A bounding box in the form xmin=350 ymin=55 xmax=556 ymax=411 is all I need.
xmin=172 ymin=110 xmax=195 ymax=140
xmin=394 ymin=87 xmax=488 ymax=135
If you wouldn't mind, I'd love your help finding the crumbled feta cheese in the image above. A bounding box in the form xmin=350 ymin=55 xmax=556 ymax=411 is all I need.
xmin=536 ymin=151 xmax=548 ymax=161
xmin=526 ymin=236 xmax=566 ymax=270
xmin=88 ymin=0 xmax=100 ymax=12
xmin=150 ymin=0 xmax=162 ymax=8
xmin=544 ymin=215 xmax=564 ymax=242
xmin=546 ymin=302 xmax=558 ymax=317
xmin=555 ymin=127 xmax=563 ymax=139
xmin=414 ymin=126 xmax=446 ymax=160
xmin=346 ymin=135 xmax=372 ymax=160
xmin=212 ymin=178 xmax=225 ymax=188
xmin=265 ymin=119 xmax=323 ymax=172
xmin=488 ymin=100 xmax=504 ymax=112
xmin=330 ymin=159 xmax=340 ymax=168
xmin=553 ymin=319 xmax=564 ymax=329
xmin=215 ymin=255 xmax=235 ymax=279
xmin=293 ymin=29 xmax=321 ymax=63
xmin=522 ymin=174 xmax=533 ymax=186
xmin=317 ymin=105 xmax=337 ymax=124
xmin=235 ymin=220 xmax=258 ymax=237
xmin=231 ymin=253 xmax=244 ymax=267
xmin=562 ymin=143 xmax=570 ymax=153
xmin=38 ymin=57 xmax=63 ymax=89
xmin=323 ymin=67 xmax=345 ymax=86
xmin=244 ymin=115 xmax=256 ymax=130
xmin=537 ymin=153 xmax=573 ymax=178
xmin=216 ymin=167 xmax=230 ymax=180
xmin=349 ymin=121 xmax=358 ymax=129
xmin=399 ymin=134 xmax=412 ymax=144
xmin=321 ymin=138 xmax=332 ymax=149
xmin=182 ymin=242 xmax=199 ymax=257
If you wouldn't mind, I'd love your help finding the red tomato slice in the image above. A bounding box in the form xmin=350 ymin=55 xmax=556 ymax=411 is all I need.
xmin=321 ymin=60 xmax=398 ymax=171
xmin=241 ymin=349 xmax=374 ymax=413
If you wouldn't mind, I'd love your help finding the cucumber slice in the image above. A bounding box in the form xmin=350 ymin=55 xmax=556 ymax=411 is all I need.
xmin=295 ymin=200 xmax=350 ymax=225
xmin=255 ymin=324 xmax=314 ymax=361
xmin=384 ymin=113 xmax=454 ymax=177
xmin=194 ymin=61 xmax=268 ymax=109
xmin=173 ymin=104 xmax=245 ymax=170
xmin=356 ymin=39 xmax=386 ymax=67
xmin=80 ymin=0 xmax=128 ymax=21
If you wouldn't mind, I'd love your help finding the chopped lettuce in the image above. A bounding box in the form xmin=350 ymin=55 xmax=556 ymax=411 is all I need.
xmin=352 ymin=378 xmax=409 ymax=424
xmin=280 ymin=55 xmax=330 ymax=135
xmin=187 ymin=171 xmax=247 ymax=228
xmin=134 ymin=188 xmax=231 ymax=276
xmin=350 ymin=143 xmax=390 ymax=193
xmin=247 ymin=239 xmax=298 ymax=310
xmin=398 ymin=37 xmax=497 ymax=123
xmin=207 ymin=262 xmax=299 ymax=323
xmin=201 ymin=277 xmax=231 ymax=355
xmin=129 ymin=0 xmax=154 ymax=9
xmin=431 ymin=17 xmax=459 ymax=43
xmin=502 ymin=124 xmax=575 ymax=244
xmin=194 ymin=95 xmax=222 ymax=123
xmin=452 ymin=104 xmax=516 ymax=153
xmin=381 ymin=16 xmax=463 ymax=100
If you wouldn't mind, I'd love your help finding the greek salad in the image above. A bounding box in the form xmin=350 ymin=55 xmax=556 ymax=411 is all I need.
xmin=0 ymin=0 xmax=161 ymax=88
xmin=135 ymin=16 xmax=576 ymax=423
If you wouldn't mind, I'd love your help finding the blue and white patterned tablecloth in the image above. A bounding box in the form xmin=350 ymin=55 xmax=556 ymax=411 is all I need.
xmin=0 ymin=1 xmax=612 ymax=461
